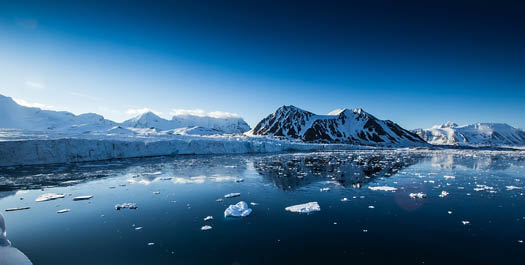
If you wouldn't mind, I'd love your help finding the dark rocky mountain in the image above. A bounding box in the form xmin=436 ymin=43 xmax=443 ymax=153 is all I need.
xmin=248 ymin=105 xmax=426 ymax=146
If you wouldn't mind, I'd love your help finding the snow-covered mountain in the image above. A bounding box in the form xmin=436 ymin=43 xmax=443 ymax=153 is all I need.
xmin=0 ymin=94 xmax=116 ymax=132
xmin=248 ymin=105 xmax=426 ymax=146
xmin=121 ymin=111 xmax=250 ymax=134
xmin=0 ymin=94 xmax=250 ymax=135
xmin=413 ymin=122 xmax=525 ymax=147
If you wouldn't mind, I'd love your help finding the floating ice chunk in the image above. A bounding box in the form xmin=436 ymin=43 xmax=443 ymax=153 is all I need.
xmin=147 ymin=243 xmax=155 ymax=246
xmin=56 ymin=209 xmax=70 ymax=214
xmin=35 ymin=193 xmax=65 ymax=202
xmin=473 ymin=184 xmax=493 ymax=192
xmin=462 ymin=221 xmax=470 ymax=225
xmin=204 ymin=216 xmax=213 ymax=221
xmin=235 ymin=179 xmax=244 ymax=183
xmin=320 ymin=187 xmax=330 ymax=192
xmin=368 ymin=186 xmax=397 ymax=192
xmin=5 ymin=207 xmax=30 ymax=212
xmin=506 ymin=186 xmax=522 ymax=190
xmin=201 ymin=225 xmax=213 ymax=231
xmin=368 ymin=206 xmax=375 ymax=209
xmin=340 ymin=198 xmax=350 ymax=202
xmin=409 ymin=192 xmax=427 ymax=199
xmin=249 ymin=202 xmax=258 ymax=206
xmin=115 ymin=203 xmax=137 ymax=210
xmin=439 ymin=191 xmax=449 ymax=198
xmin=518 ymin=240 xmax=523 ymax=243
xmin=444 ymin=175 xmax=455 ymax=179
xmin=73 ymin=195 xmax=93 ymax=201
xmin=285 ymin=202 xmax=321 ymax=214
xmin=362 ymin=229 xmax=368 ymax=233
xmin=216 ymin=198 xmax=224 ymax=202
xmin=224 ymin=201 xmax=252 ymax=217
xmin=224 ymin=193 xmax=241 ymax=198
xmin=448 ymin=211 xmax=453 ymax=214
xmin=135 ymin=227 xmax=143 ymax=230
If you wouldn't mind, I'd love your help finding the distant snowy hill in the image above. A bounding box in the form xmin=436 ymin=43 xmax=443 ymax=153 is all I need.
xmin=0 ymin=94 xmax=250 ymax=135
xmin=413 ymin=122 xmax=525 ymax=146
xmin=248 ymin=105 xmax=426 ymax=146
xmin=0 ymin=94 xmax=116 ymax=132
xmin=121 ymin=111 xmax=250 ymax=134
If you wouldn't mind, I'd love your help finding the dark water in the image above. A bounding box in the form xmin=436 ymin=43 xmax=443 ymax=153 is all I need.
xmin=0 ymin=150 xmax=524 ymax=265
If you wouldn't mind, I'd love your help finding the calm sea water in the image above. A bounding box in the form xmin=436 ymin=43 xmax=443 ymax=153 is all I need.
xmin=0 ymin=150 xmax=524 ymax=265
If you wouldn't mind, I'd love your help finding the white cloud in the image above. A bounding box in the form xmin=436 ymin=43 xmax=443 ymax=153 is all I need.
xmin=126 ymin=108 xmax=162 ymax=116
xmin=170 ymin=109 xmax=241 ymax=118
xmin=24 ymin=81 xmax=45 ymax=89
xmin=13 ymin=98 xmax=55 ymax=110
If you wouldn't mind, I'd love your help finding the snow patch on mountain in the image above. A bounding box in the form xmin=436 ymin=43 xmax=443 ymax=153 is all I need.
xmin=413 ymin=122 xmax=525 ymax=147
xmin=248 ymin=105 xmax=426 ymax=146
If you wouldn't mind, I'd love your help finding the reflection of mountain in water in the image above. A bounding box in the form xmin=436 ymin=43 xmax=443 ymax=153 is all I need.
xmin=254 ymin=151 xmax=421 ymax=190
xmin=0 ymin=155 xmax=248 ymax=191
xmin=429 ymin=151 xmax=525 ymax=171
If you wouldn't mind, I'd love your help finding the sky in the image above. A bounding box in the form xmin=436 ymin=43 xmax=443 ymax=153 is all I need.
xmin=1 ymin=0 xmax=524 ymax=129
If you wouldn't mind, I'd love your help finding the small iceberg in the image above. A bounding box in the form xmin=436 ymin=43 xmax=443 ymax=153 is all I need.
xmin=56 ymin=209 xmax=70 ymax=214
xmin=224 ymin=193 xmax=241 ymax=198
xmin=409 ymin=192 xmax=427 ymax=199
xmin=0 ymin=213 xmax=33 ymax=264
xmin=204 ymin=216 xmax=213 ymax=221
xmin=115 ymin=203 xmax=138 ymax=210
xmin=506 ymin=185 xmax=522 ymax=190
xmin=5 ymin=207 xmax=30 ymax=212
xmin=444 ymin=175 xmax=455 ymax=180
xmin=35 ymin=193 xmax=65 ymax=202
xmin=320 ymin=187 xmax=330 ymax=192
xmin=368 ymin=186 xmax=397 ymax=192
xmin=224 ymin=201 xmax=252 ymax=217
xmin=285 ymin=202 xmax=321 ymax=214
xmin=201 ymin=225 xmax=213 ymax=231
xmin=462 ymin=221 xmax=470 ymax=225
xmin=73 ymin=195 xmax=93 ymax=201
xmin=439 ymin=191 xmax=449 ymax=198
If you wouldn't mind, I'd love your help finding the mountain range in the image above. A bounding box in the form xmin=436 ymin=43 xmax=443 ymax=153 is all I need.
xmin=1 ymin=94 xmax=524 ymax=147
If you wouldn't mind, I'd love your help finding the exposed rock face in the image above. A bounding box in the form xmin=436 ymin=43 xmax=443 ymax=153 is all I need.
xmin=249 ymin=105 xmax=426 ymax=146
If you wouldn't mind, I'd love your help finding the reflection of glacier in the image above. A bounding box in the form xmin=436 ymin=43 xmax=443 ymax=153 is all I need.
xmin=254 ymin=151 xmax=421 ymax=190
xmin=0 ymin=155 xmax=248 ymax=191
xmin=428 ymin=151 xmax=524 ymax=171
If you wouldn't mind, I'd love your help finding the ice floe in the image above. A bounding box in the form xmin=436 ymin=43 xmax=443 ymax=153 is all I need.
xmin=35 ymin=193 xmax=65 ymax=202
xmin=285 ymin=202 xmax=321 ymax=214
xmin=368 ymin=186 xmax=397 ymax=192
xmin=462 ymin=221 xmax=470 ymax=225
xmin=201 ymin=225 xmax=213 ymax=231
xmin=56 ymin=209 xmax=70 ymax=214
xmin=224 ymin=193 xmax=241 ymax=198
xmin=444 ymin=175 xmax=455 ymax=180
xmin=409 ymin=192 xmax=427 ymax=199
xmin=320 ymin=187 xmax=331 ymax=192
xmin=224 ymin=201 xmax=252 ymax=217
xmin=439 ymin=191 xmax=449 ymax=198
xmin=506 ymin=185 xmax=522 ymax=190
xmin=115 ymin=203 xmax=138 ymax=210
xmin=73 ymin=195 xmax=93 ymax=201
xmin=204 ymin=216 xmax=213 ymax=221
xmin=5 ymin=207 xmax=30 ymax=212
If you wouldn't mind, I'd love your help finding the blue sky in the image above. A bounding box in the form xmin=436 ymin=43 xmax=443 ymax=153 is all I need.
xmin=1 ymin=0 xmax=524 ymax=129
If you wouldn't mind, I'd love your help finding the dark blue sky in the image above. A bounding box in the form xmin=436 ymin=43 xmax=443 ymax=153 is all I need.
xmin=1 ymin=0 xmax=524 ymax=128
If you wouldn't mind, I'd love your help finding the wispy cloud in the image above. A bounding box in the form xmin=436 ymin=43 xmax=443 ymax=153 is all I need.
xmin=126 ymin=108 xmax=162 ymax=116
xmin=170 ymin=109 xmax=241 ymax=118
xmin=24 ymin=81 xmax=45 ymax=89
xmin=13 ymin=98 xmax=55 ymax=110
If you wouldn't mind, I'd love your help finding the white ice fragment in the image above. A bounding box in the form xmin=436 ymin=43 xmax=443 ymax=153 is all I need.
xmin=462 ymin=221 xmax=470 ymax=225
xmin=216 ymin=198 xmax=224 ymax=202
xmin=201 ymin=225 xmax=213 ymax=231
xmin=368 ymin=206 xmax=375 ymax=209
xmin=249 ymin=202 xmax=258 ymax=206
xmin=448 ymin=211 xmax=453 ymax=214
xmin=224 ymin=193 xmax=241 ymax=198
xmin=439 ymin=191 xmax=449 ymax=198
xmin=320 ymin=187 xmax=330 ymax=192
xmin=115 ymin=203 xmax=137 ymax=210
xmin=368 ymin=186 xmax=397 ymax=192
xmin=35 ymin=193 xmax=65 ymax=202
xmin=285 ymin=202 xmax=321 ymax=214
xmin=73 ymin=195 xmax=93 ymax=201
xmin=5 ymin=207 xmax=30 ymax=212
xmin=204 ymin=216 xmax=213 ymax=221
xmin=147 ymin=243 xmax=155 ymax=246
xmin=444 ymin=175 xmax=455 ymax=179
xmin=224 ymin=201 xmax=252 ymax=217
xmin=506 ymin=185 xmax=522 ymax=190
xmin=409 ymin=192 xmax=427 ymax=199
xmin=340 ymin=198 xmax=350 ymax=202
xmin=135 ymin=227 xmax=143 ymax=230
xmin=473 ymin=184 xmax=493 ymax=192
xmin=56 ymin=209 xmax=70 ymax=214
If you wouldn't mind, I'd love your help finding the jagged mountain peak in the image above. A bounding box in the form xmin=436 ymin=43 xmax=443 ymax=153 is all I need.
xmin=250 ymin=105 xmax=426 ymax=146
